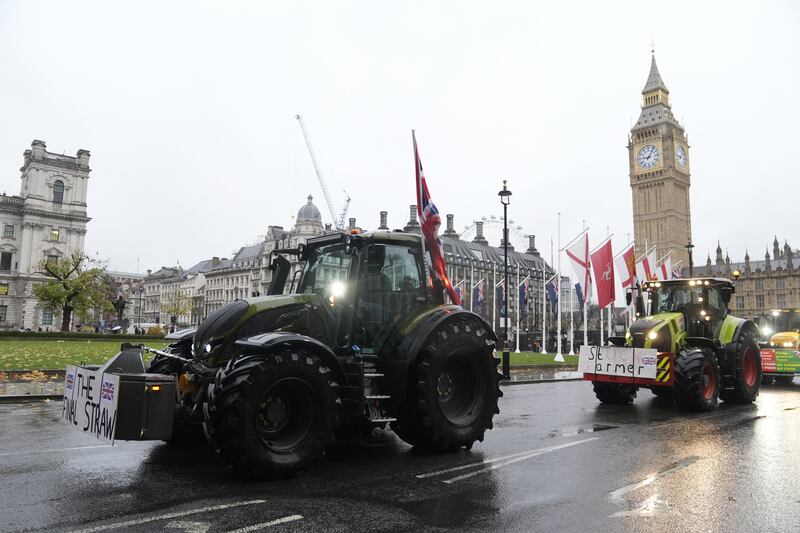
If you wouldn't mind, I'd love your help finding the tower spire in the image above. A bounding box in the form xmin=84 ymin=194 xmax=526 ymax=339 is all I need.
xmin=643 ymin=53 xmax=669 ymax=95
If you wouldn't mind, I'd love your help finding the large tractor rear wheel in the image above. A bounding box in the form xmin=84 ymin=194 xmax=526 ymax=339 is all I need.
xmin=203 ymin=349 xmax=340 ymax=478
xmin=391 ymin=321 xmax=501 ymax=451
xmin=720 ymin=336 xmax=761 ymax=404
xmin=593 ymin=383 xmax=637 ymax=404
xmin=674 ymin=348 xmax=719 ymax=412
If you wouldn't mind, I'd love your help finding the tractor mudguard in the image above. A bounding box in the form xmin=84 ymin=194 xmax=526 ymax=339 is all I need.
xmin=685 ymin=337 xmax=719 ymax=353
xmin=235 ymin=331 xmax=346 ymax=384
xmin=718 ymin=316 xmax=759 ymax=378
xmin=379 ymin=305 xmax=497 ymax=407
xmin=164 ymin=327 xmax=197 ymax=341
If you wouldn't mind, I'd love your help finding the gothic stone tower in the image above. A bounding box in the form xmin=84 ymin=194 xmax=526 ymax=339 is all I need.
xmin=628 ymin=53 xmax=692 ymax=267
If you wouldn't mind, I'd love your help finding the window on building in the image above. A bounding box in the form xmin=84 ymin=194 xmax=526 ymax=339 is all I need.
xmin=777 ymin=294 xmax=786 ymax=308
xmin=0 ymin=252 xmax=11 ymax=271
xmin=0 ymin=283 xmax=7 ymax=295
xmin=0 ymin=305 xmax=6 ymax=322
xmin=46 ymin=254 xmax=59 ymax=266
xmin=735 ymin=296 xmax=744 ymax=309
xmin=756 ymin=295 xmax=765 ymax=309
xmin=50 ymin=228 xmax=59 ymax=242
xmin=3 ymin=225 xmax=13 ymax=238
xmin=776 ymin=278 xmax=785 ymax=289
xmin=53 ymin=180 xmax=64 ymax=205
xmin=755 ymin=279 xmax=764 ymax=290
xmin=41 ymin=307 xmax=53 ymax=325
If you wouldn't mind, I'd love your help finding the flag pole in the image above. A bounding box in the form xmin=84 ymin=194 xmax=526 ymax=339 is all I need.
xmin=541 ymin=272 xmax=547 ymax=354
xmin=469 ymin=264 xmax=474 ymax=312
xmin=412 ymin=131 xmax=430 ymax=289
xmin=492 ymin=265 xmax=496 ymax=333
xmin=515 ymin=266 xmax=521 ymax=353
xmin=555 ymin=212 xmax=564 ymax=362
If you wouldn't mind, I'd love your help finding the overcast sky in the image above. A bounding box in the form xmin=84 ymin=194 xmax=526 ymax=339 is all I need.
xmin=1 ymin=0 xmax=798 ymax=276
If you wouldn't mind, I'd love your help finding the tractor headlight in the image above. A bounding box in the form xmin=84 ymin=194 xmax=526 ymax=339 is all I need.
xmin=203 ymin=343 xmax=213 ymax=354
xmin=648 ymin=331 xmax=658 ymax=341
xmin=783 ymin=341 xmax=794 ymax=348
xmin=700 ymin=310 xmax=707 ymax=317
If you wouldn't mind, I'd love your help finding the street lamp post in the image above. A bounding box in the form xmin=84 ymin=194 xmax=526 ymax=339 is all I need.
xmin=685 ymin=240 xmax=695 ymax=277
xmin=498 ymin=180 xmax=512 ymax=379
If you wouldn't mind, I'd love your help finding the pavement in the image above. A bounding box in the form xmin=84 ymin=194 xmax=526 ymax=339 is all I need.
xmin=0 ymin=366 xmax=581 ymax=401
xmin=1 ymin=378 xmax=798 ymax=532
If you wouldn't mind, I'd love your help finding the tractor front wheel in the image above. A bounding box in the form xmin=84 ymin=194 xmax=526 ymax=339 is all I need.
xmin=391 ymin=321 xmax=501 ymax=451
xmin=674 ymin=348 xmax=719 ymax=412
xmin=593 ymin=383 xmax=637 ymax=404
xmin=203 ymin=349 xmax=339 ymax=478
xmin=720 ymin=337 xmax=761 ymax=404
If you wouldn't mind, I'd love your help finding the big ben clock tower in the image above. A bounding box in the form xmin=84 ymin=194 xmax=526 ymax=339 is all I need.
xmin=629 ymin=52 xmax=692 ymax=267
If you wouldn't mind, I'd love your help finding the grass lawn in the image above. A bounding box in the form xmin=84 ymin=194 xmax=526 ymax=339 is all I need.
xmin=508 ymin=352 xmax=579 ymax=366
xmin=0 ymin=339 xmax=168 ymax=370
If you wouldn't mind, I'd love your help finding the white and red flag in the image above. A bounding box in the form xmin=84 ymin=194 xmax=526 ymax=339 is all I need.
xmin=591 ymin=239 xmax=615 ymax=309
xmin=614 ymin=242 xmax=636 ymax=290
xmin=658 ymin=255 xmax=673 ymax=281
xmin=413 ymin=131 xmax=461 ymax=305
xmin=636 ymin=248 xmax=659 ymax=282
xmin=565 ymin=231 xmax=592 ymax=305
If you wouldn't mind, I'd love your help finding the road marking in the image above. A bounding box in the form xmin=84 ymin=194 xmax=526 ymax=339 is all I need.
xmin=0 ymin=444 xmax=109 ymax=457
xmin=67 ymin=500 xmax=267 ymax=533
xmin=224 ymin=515 xmax=303 ymax=533
xmin=165 ymin=520 xmax=210 ymax=533
xmin=608 ymin=456 xmax=699 ymax=502
xmin=442 ymin=439 xmax=598 ymax=483
xmin=416 ymin=438 xmax=598 ymax=483
xmin=612 ymin=494 xmax=672 ymax=517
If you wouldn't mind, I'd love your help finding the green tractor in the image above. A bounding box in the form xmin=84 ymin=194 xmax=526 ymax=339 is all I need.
xmin=84 ymin=231 xmax=502 ymax=478
xmin=580 ymin=278 xmax=761 ymax=411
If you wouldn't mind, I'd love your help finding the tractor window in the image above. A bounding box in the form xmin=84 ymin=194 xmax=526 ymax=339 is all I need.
xmin=356 ymin=244 xmax=424 ymax=351
xmin=297 ymin=244 xmax=353 ymax=302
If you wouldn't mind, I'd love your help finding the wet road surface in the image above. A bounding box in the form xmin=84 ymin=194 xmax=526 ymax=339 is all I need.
xmin=1 ymin=380 xmax=799 ymax=532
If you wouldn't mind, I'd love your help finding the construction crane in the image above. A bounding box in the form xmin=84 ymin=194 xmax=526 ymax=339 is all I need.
xmin=295 ymin=114 xmax=350 ymax=231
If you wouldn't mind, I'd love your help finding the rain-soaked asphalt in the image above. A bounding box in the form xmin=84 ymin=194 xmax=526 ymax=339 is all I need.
xmin=1 ymin=380 xmax=799 ymax=533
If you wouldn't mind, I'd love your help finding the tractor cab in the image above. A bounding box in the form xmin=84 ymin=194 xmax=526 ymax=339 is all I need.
xmin=644 ymin=278 xmax=734 ymax=339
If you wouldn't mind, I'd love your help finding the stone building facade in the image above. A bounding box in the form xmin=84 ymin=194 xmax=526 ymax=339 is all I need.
xmin=629 ymin=53 xmax=692 ymax=266
xmin=698 ymin=237 xmax=799 ymax=328
xmin=0 ymin=140 xmax=91 ymax=330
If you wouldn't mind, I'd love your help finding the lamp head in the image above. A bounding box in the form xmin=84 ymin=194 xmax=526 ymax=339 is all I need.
xmin=498 ymin=179 xmax=512 ymax=205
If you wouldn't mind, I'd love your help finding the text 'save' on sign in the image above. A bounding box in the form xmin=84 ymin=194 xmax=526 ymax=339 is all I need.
xmin=62 ymin=365 xmax=120 ymax=444
xmin=578 ymin=345 xmax=658 ymax=380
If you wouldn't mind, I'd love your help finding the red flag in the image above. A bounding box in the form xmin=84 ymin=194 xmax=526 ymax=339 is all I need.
xmin=614 ymin=243 xmax=636 ymax=289
xmin=413 ymin=132 xmax=461 ymax=305
xmin=591 ymin=239 xmax=615 ymax=309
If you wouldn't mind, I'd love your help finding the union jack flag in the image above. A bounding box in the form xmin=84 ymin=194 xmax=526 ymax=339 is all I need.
xmin=101 ymin=380 xmax=115 ymax=401
xmin=414 ymin=132 xmax=461 ymax=305
xmin=66 ymin=372 xmax=75 ymax=390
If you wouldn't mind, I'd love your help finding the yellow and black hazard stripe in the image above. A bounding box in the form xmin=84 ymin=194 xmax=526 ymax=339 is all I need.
xmin=656 ymin=354 xmax=673 ymax=384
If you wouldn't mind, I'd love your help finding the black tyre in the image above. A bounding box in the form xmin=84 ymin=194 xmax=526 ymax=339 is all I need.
xmin=761 ymin=375 xmax=775 ymax=386
xmin=720 ymin=336 xmax=761 ymax=404
xmin=650 ymin=386 xmax=673 ymax=398
xmin=203 ymin=349 xmax=340 ymax=478
xmin=391 ymin=321 xmax=501 ymax=451
xmin=146 ymin=356 xmax=203 ymax=446
xmin=674 ymin=348 xmax=719 ymax=412
xmin=775 ymin=375 xmax=796 ymax=385
xmin=593 ymin=383 xmax=637 ymax=404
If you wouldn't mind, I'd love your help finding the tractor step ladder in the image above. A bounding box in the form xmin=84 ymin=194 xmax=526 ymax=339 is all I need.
xmin=358 ymin=353 xmax=396 ymax=423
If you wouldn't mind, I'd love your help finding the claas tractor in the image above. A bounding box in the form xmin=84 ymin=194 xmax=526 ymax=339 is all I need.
xmin=68 ymin=231 xmax=502 ymax=478
xmin=580 ymin=278 xmax=761 ymax=411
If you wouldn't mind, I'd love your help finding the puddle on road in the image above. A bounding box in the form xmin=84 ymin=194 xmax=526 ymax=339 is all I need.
xmin=550 ymin=424 xmax=619 ymax=438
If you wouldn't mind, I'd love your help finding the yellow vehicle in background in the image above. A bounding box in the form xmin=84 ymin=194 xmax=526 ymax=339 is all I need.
xmin=761 ymin=330 xmax=800 ymax=385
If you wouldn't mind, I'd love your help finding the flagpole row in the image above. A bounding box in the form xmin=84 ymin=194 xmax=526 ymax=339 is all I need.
xmin=559 ymin=227 xmax=590 ymax=252
xmin=589 ymin=233 xmax=614 ymax=255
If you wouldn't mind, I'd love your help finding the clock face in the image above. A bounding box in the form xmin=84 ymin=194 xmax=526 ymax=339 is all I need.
xmin=637 ymin=144 xmax=660 ymax=169
xmin=675 ymin=145 xmax=687 ymax=168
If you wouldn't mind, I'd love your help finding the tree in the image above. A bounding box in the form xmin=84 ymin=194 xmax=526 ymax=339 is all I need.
xmin=161 ymin=289 xmax=190 ymax=330
xmin=32 ymin=252 xmax=112 ymax=332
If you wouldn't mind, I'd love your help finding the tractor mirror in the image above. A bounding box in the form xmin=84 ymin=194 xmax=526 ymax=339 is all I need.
xmin=625 ymin=289 xmax=632 ymax=306
xmin=367 ymin=245 xmax=386 ymax=275
xmin=720 ymin=286 xmax=733 ymax=304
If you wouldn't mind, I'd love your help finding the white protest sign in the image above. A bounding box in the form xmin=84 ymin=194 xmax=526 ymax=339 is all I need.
xmin=62 ymin=365 xmax=120 ymax=444
xmin=578 ymin=345 xmax=658 ymax=379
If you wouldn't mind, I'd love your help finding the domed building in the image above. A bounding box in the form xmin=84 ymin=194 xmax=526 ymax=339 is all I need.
xmin=290 ymin=195 xmax=325 ymax=245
